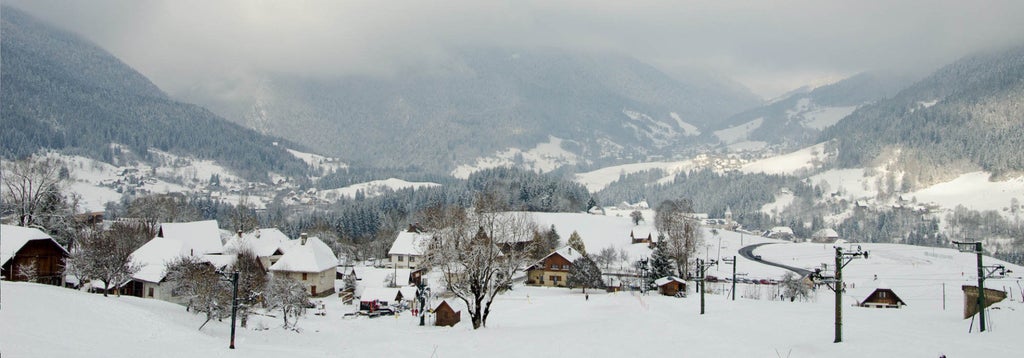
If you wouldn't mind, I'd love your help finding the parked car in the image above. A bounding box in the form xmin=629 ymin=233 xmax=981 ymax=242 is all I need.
xmin=753 ymin=255 xmax=762 ymax=260
xmin=705 ymin=275 xmax=719 ymax=282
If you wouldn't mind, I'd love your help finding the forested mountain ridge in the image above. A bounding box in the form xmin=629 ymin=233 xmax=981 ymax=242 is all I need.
xmin=823 ymin=45 xmax=1024 ymax=185
xmin=0 ymin=6 xmax=309 ymax=182
xmin=181 ymin=47 xmax=762 ymax=173
xmin=708 ymin=72 xmax=917 ymax=151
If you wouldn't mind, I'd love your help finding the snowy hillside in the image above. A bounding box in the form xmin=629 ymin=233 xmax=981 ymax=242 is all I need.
xmin=451 ymin=136 xmax=580 ymax=179
xmin=573 ymin=160 xmax=695 ymax=192
xmin=318 ymin=178 xmax=441 ymax=201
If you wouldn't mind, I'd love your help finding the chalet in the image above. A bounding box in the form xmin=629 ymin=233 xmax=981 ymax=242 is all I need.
xmin=526 ymin=246 xmax=582 ymax=287
xmin=654 ymin=276 xmax=687 ymax=296
xmin=764 ymin=226 xmax=794 ymax=241
xmin=630 ymin=231 xmax=653 ymax=245
xmin=859 ymin=287 xmax=907 ymax=309
xmin=387 ymin=224 xmax=431 ymax=269
xmin=222 ymin=228 xmax=290 ymax=270
xmin=125 ymin=234 xmax=230 ymax=300
xmin=432 ymin=299 xmax=461 ymax=327
xmin=0 ymin=225 xmax=69 ymax=285
xmin=270 ymin=233 xmax=338 ymax=297
xmin=811 ymin=229 xmax=840 ymax=243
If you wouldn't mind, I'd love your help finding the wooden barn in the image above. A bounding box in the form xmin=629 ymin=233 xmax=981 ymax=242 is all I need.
xmin=432 ymin=299 xmax=461 ymax=327
xmin=654 ymin=276 xmax=687 ymax=297
xmin=1 ymin=225 xmax=68 ymax=285
xmin=859 ymin=287 xmax=906 ymax=308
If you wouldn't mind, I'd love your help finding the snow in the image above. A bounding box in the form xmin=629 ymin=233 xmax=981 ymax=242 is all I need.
xmin=387 ymin=230 xmax=432 ymax=256
xmin=741 ymin=142 xmax=828 ymax=175
xmin=669 ymin=112 xmax=701 ymax=136
xmin=714 ymin=117 xmax=763 ymax=144
xmin=809 ymin=168 xmax=877 ymax=199
xmin=0 ymin=225 xmax=65 ymax=265
xmin=573 ymin=160 xmax=695 ymax=192
xmin=761 ymin=192 xmax=795 ymax=215
xmin=319 ymin=178 xmax=440 ymax=201
xmin=130 ymin=237 xmax=189 ymax=283
xmin=270 ymin=236 xmax=338 ymax=273
xmin=451 ymin=136 xmax=580 ymax=179
xmin=801 ymin=105 xmax=858 ymax=130
xmin=223 ymin=228 xmax=290 ymax=257
xmin=285 ymin=148 xmax=348 ymax=172
xmin=910 ymin=172 xmax=1024 ymax=213
xmin=158 ymin=220 xmax=224 ymax=255
xmin=3 ymin=214 xmax=1024 ymax=357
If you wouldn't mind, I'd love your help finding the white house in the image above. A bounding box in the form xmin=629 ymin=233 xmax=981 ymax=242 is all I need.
xmin=222 ymin=228 xmax=290 ymax=269
xmin=127 ymin=225 xmax=229 ymax=301
xmin=387 ymin=224 xmax=432 ymax=269
xmin=269 ymin=234 xmax=338 ymax=297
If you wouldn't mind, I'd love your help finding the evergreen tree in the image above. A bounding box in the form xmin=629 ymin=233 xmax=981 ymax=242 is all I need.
xmin=567 ymin=256 xmax=604 ymax=293
xmin=648 ymin=239 xmax=674 ymax=286
xmin=567 ymin=230 xmax=587 ymax=257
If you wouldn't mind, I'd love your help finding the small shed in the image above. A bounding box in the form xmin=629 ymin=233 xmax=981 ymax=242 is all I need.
xmin=432 ymin=299 xmax=461 ymax=327
xmin=859 ymin=287 xmax=906 ymax=309
xmin=654 ymin=276 xmax=687 ymax=296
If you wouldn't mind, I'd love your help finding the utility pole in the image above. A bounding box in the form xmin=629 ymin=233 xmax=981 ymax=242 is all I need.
xmin=696 ymin=258 xmax=718 ymax=314
xmin=722 ymin=256 xmax=737 ymax=301
xmin=809 ymin=245 xmax=868 ymax=343
xmin=218 ymin=270 xmax=240 ymax=349
xmin=953 ymin=240 xmax=1010 ymax=333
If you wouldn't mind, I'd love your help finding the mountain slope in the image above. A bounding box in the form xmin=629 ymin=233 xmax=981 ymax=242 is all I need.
xmin=710 ymin=72 xmax=916 ymax=151
xmin=181 ymin=47 xmax=760 ymax=173
xmin=824 ymin=45 xmax=1024 ymax=184
xmin=0 ymin=6 xmax=308 ymax=181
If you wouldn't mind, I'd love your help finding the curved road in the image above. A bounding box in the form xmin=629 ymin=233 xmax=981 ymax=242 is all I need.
xmin=737 ymin=243 xmax=812 ymax=277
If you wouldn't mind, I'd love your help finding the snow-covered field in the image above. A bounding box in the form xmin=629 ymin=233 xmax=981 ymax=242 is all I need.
xmin=318 ymin=178 xmax=441 ymax=201
xmin=451 ymin=136 xmax=580 ymax=179
xmin=741 ymin=142 xmax=828 ymax=175
xmin=4 ymin=231 xmax=1022 ymax=357
xmin=574 ymin=160 xmax=695 ymax=192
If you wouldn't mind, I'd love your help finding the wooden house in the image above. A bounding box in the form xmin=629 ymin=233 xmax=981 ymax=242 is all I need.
xmin=432 ymin=299 xmax=461 ymax=327
xmin=859 ymin=287 xmax=906 ymax=308
xmin=654 ymin=276 xmax=687 ymax=296
xmin=630 ymin=231 xmax=653 ymax=245
xmin=1 ymin=225 xmax=69 ymax=285
xmin=526 ymin=246 xmax=582 ymax=287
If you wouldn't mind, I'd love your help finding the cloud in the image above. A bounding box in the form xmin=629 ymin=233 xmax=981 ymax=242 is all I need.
xmin=10 ymin=0 xmax=1024 ymax=98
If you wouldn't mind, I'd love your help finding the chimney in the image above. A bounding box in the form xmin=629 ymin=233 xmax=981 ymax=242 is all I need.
xmin=300 ymin=233 xmax=308 ymax=245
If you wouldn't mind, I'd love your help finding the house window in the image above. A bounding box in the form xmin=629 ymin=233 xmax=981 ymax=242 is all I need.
xmin=147 ymin=287 xmax=154 ymax=297
xmin=302 ymin=273 xmax=308 ymax=281
xmin=562 ymin=265 xmax=569 ymax=270
xmin=409 ymin=256 xmax=415 ymax=263
xmin=551 ymin=264 xmax=557 ymax=270
xmin=550 ymin=276 xmax=560 ymax=282
xmin=398 ymin=255 xmax=404 ymax=262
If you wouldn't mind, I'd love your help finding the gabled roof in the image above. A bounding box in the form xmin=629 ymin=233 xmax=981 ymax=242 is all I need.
xmin=361 ymin=287 xmax=401 ymax=302
xmin=157 ymin=220 xmax=223 ymax=255
xmin=223 ymin=228 xmax=289 ymax=257
xmin=529 ymin=246 xmax=584 ymax=270
xmin=862 ymin=287 xmax=907 ymax=306
xmin=1 ymin=225 xmax=68 ymax=265
xmin=269 ymin=236 xmax=338 ymax=273
xmin=388 ymin=230 xmax=432 ymax=256
xmin=432 ymin=299 xmax=459 ymax=312
xmin=654 ymin=276 xmax=686 ymax=287
xmin=399 ymin=286 xmax=418 ymax=301
xmin=130 ymin=237 xmax=187 ymax=283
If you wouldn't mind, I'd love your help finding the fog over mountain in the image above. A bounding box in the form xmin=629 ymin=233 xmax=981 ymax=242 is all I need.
xmin=10 ymin=1 xmax=1024 ymax=99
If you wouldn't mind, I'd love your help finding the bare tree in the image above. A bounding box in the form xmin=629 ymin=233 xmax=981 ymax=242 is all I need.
xmin=165 ymin=255 xmax=232 ymax=330
xmin=655 ymin=199 xmax=703 ymax=278
xmin=15 ymin=258 xmax=40 ymax=282
xmin=1 ymin=156 xmax=80 ymax=244
xmin=630 ymin=210 xmax=644 ymax=225
xmin=68 ymin=229 xmax=141 ymax=297
xmin=423 ymin=197 xmax=536 ymax=329
xmin=594 ymin=246 xmax=618 ymax=269
xmin=264 ymin=275 xmax=310 ymax=329
xmin=231 ymin=247 xmax=267 ymax=328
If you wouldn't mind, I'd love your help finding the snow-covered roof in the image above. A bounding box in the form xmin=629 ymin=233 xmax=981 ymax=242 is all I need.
xmin=223 ymin=228 xmax=289 ymax=257
xmin=770 ymin=226 xmax=794 ymax=235
xmin=1 ymin=225 xmax=67 ymax=265
xmin=269 ymin=236 xmax=338 ymax=273
xmin=654 ymin=276 xmax=686 ymax=287
xmin=388 ymin=230 xmax=432 ymax=256
xmin=201 ymin=254 xmax=237 ymax=270
xmin=399 ymin=286 xmax=418 ymax=301
xmin=158 ymin=220 xmax=223 ymax=255
xmin=431 ymin=299 xmax=459 ymax=312
xmin=813 ymin=228 xmax=839 ymax=238
xmin=552 ymin=246 xmax=583 ymax=263
xmin=130 ymin=237 xmax=187 ymax=283
xmin=360 ymin=287 xmax=401 ymax=302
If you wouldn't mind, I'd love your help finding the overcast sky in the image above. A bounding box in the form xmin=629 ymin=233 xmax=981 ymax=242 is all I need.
xmin=9 ymin=0 xmax=1024 ymax=99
